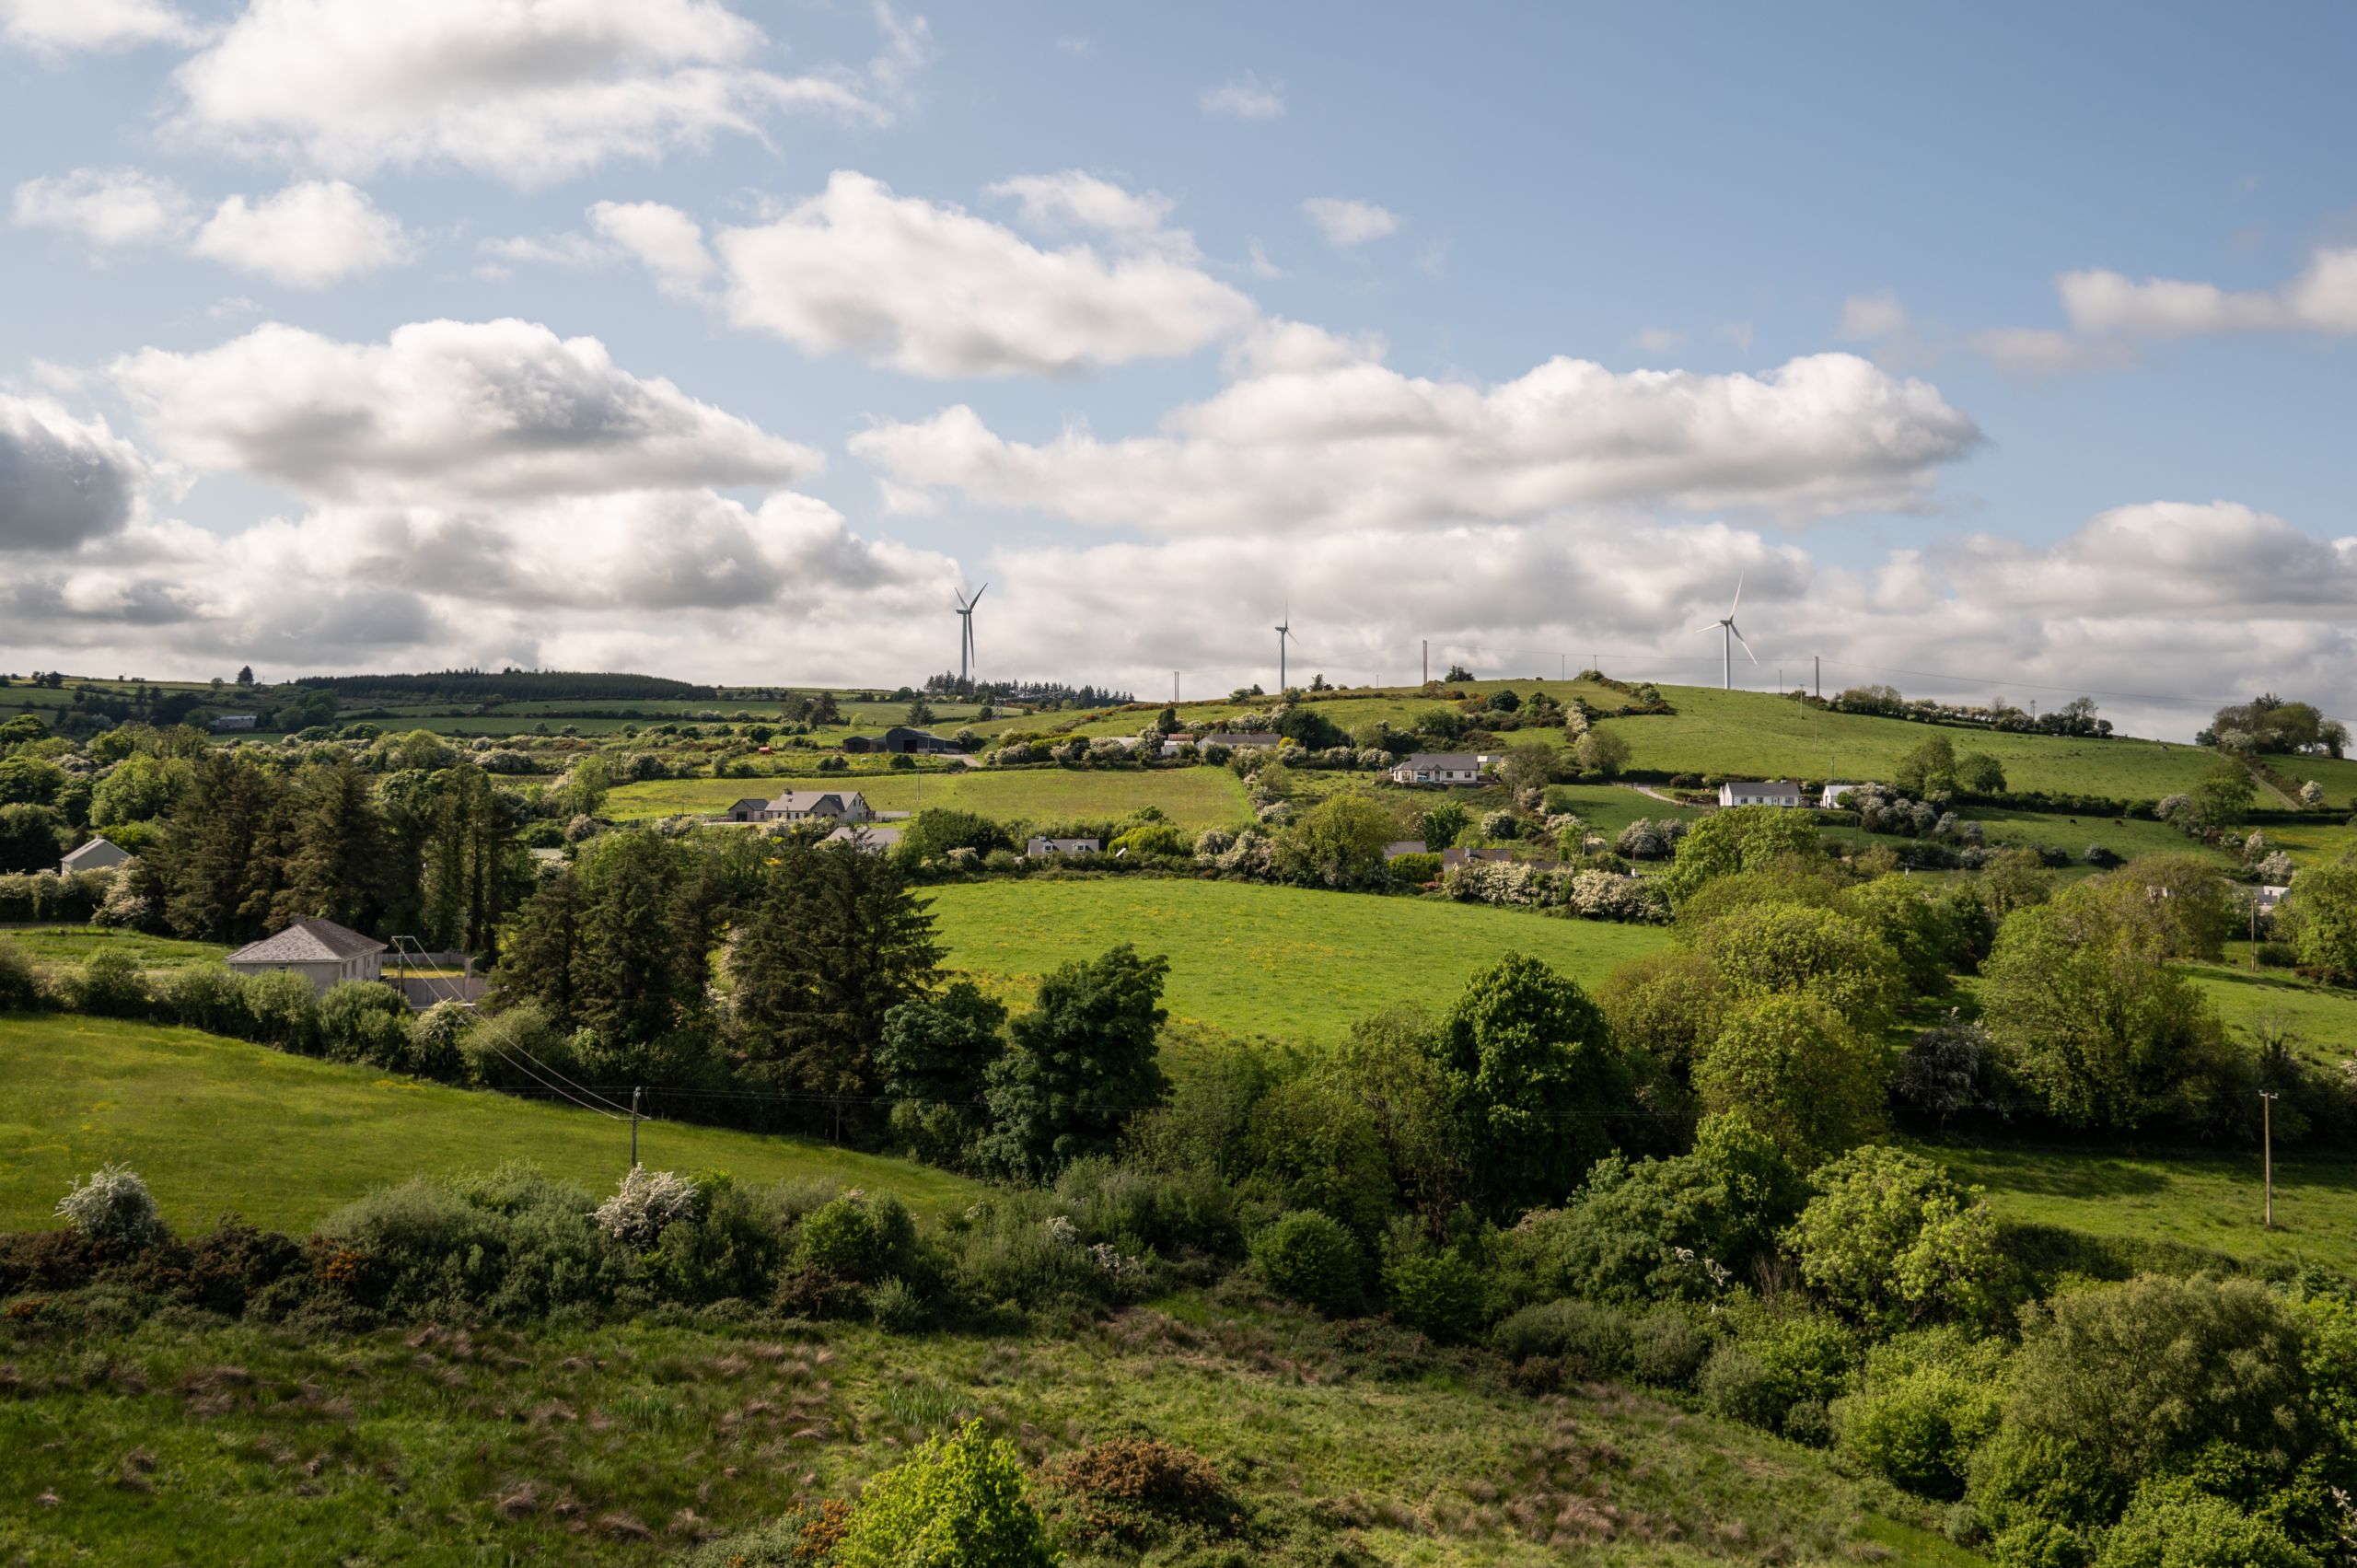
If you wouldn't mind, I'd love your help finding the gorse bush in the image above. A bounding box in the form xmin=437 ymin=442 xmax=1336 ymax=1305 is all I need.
xmin=55 ymin=1162 xmax=165 ymax=1248
xmin=1250 ymin=1210 xmax=1363 ymax=1315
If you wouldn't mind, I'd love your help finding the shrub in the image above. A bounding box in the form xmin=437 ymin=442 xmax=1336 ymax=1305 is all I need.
xmin=1250 ymin=1210 xmax=1363 ymax=1315
xmin=318 ymin=981 xmax=412 ymax=1065
xmin=836 ymin=1419 xmax=1058 ymax=1568
xmin=2091 ymin=1477 xmax=2315 ymax=1568
xmin=595 ymin=1167 xmax=703 ymax=1249
xmin=1629 ymin=1305 xmax=1713 ymax=1388
xmin=1786 ymin=1145 xmax=2008 ymax=1330
xmin=1702 ymin=1312 xmax=1859 ymax=1438
xmin=1492 ymin=1298 xmax=1633 ymax=1379
xmin=1037 ymin=1436 xmax=1238 ymax=1548
xmin=314 ymin=1167 xmax=617 ymax=1318
xmin=241 ymin=970 xmax=321 ymax=1054
xmin=1387 ymin=850 xmax=1442 ymax=885
xmin=1832 ymin=1330 xmax=2008 ymax=1499
xmin=0 ymin=935 xmax=42 ymax=1011
xmin=66 ymin=948 xmax=150 ymax=1018
xmin=942 ymin=1194 xmax=1129 ymax=1314
xmin=1381 ymin=1248 xmax=1487 ymax=1343
xmin=154 ymin=964 xmax=255 ymax=1038
xmin=867 ymin=1275 xmax=926 ymax=1333
xmin=1242 ymin=1076 xmax=1391 ymax=1240
xmin=459 ymin=1004 xmax=573 ymax=1087
xmin=55 ymin=1162 xmax=165 ymax=1248
xmin=1052 ymin=1156 xmax=1238 ymax=1260
xmin=796 ymin=1193 xmax=916 ymax=1284
xmin=403 ymin=1001 xmax=469 ymax=1078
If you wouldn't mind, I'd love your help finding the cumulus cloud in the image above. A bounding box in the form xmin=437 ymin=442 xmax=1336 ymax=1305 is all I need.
xmin=853 ymin=337 xmax=1984 ymax=530
xmin=111 ymin=318 xmax=821 ymax=502
xmin=586 ymin=200 xmax=715 ymax=295
xmin=167 ymin=0 xmax=903 ymax=186
xmin=189 ymin=180 xmax=411 ymax=287
xmin=2059 ymin=249 xmax=2357 ymax=337
xmin=12 ymin=168 xmax=193 ymax=248
xmin=986 ymin=170 xmax=1181 ymax=246
xmin=0 ymin=0 xmax=201 ymax=53
xmin=715 ymin=170 xmax=1258 ymax=377
xmin=1303 ymin=196 xmax=1399 ymax=248
xmin=0 ymin=395 xmax=153 ymax=551
xmin=1200 ymin=70 xmax=1283 ymax=121
xmin=1969 ymin=325 xmax=2137 ymax=378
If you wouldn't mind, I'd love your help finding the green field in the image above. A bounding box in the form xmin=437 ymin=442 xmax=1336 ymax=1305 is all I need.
xmin=927 ymin=878 xmax=1671 ymax=1047
xmin=1965 ymin=807 xmax=2229 ymax=864
xmin=0 ymin=926 xmax=230 ymax=970
xmin=0 ymin=1302 xmax=1971 ymax=1568
xmin=609 ymin=766 xmax=1255 ymax=830
xmin=1596 ymin=686 xmax=2234 ymax=799
xmin=0 ymin=1014 xmax=978 ymax=1232
xmin=1922 ymin=1136 xmax=2357 ymax=1278
xmin=2184 ymin=961 xmax=2357 ymax=1063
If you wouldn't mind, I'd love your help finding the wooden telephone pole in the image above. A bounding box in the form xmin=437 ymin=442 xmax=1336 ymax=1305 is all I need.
xmin=2259 ymin=1091 xmax=2278 ymax=1229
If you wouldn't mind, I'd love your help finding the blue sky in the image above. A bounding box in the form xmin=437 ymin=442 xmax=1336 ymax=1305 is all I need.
xmin=1 ymin=0 xmax=2351 ymax=738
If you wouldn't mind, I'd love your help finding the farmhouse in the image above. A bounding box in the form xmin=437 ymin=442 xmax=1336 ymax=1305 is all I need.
xmin=209 ymin=714 xmax=257 ymax=731
xmin=1718 ymin=780 xmax=1805 ymax=807
xmin=824 ymin=823 xmax=903 ymax=853
xmin=1027 ymin=836 xmax=1102 ymax=858
xmin=722 ymin=797 xmax=771 ymax=822
xmin=1159 ymin=732 xmax=1197 ymax=757
xmin=1821 ymin=782 xmax=1863 ymax=807
xmin=224 ymin=917 xmax=386 ymax=996
xmin=59 ymin=836 xmax=133 ymax=875
xmin=1201 ymin=732 xmax=1282 ymax=749
xmin=1391 ymin=752 xmax=1486 ymax=786
xmin=1383 ymin=839 xmax=1429 ymax=860
xmin=759 ymin=790 xmax=872 ymax=824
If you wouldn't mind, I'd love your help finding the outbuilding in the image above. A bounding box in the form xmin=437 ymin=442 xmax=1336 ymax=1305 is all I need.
xmin=59 ymin=836 xmax=134 ymax=876
xmin=224 ymin=917 xmax=387 ymax=996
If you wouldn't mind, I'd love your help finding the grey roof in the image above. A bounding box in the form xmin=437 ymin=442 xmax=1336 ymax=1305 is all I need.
xmin=1399 ymin=752 xmax=1481 ymax=769
xmin=226 ymin=917 xmax=386 ymax=965
xmin=1724 ymin=779 xmax=1804 ymax=795
xmin=60 ymin=837 xmax=132 ymax=869
xmin=1383 ymin=840 xmax=1429 ymax=858
xmin=824 ymin=823 xmax=902 ymax=850
xmin=1201 ymin=732 xmax=1281 ymax=746
xmin=1027 ymin=836 xmax=1101 ymax=854
xmin=767 ymin=789 xmax=865 ymax=814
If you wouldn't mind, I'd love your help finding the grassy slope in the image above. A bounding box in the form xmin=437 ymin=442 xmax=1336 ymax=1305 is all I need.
xmin=0 ymin=927 xmax=230 ymax=970
xmin=609 ymin=767 xmax=1254 ymax=830
xmin=0 ymin=1305 xmax=1977 ymax=1568
xmin=2186 ymin=961 xmax=2357 ymax=1063
xmin=927 ymin=879 xmax=1670 ymax=1050
xmin=0 ymin=1015 xmax=979 ymax=1233
xmin=1595 ymin=686 xmax=2230 ymax=797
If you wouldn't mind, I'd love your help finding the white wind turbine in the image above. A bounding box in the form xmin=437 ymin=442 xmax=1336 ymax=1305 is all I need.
xmin=1274 ymin=600 xmax=1295 ymax=691
xmin=954 ymin=583 xmax=986 ymax=690
xmin=1698 ymin=575 xmax=1758 ymax=690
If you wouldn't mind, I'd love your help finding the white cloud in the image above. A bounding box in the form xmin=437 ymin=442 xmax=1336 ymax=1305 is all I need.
xmin=1969 ymin=326 xmax=2136 ymax=378
xmin=1200 ymin=70 xmax=1283 ymax=121
xmin=1978 ymin=247 xmax=2357 ymax=366
xmin=0 ymin=394 xmax=153 ymax=551
xmin=1631 ymin=327 xmax=1687 ymax=354
xmin=854 ymin=341 xmax=1983 ymax=530
xmin=986 ymin=170 xmax=1179 ymax=246
xmin=111 ymin=318 xmax=821 ymax=502
xmin=190 ymin=180 xmax=411 ymax=287
xmin=715 ymin=170 xmax=1257 ymax=377
xmin=168 ymin=0 xmax=901 ymax=187
xmin=587 ymin=200 xmax=715 ymax=295
xmin=12 ymin=168 xmax=193 ymax=248
xmin=1837 ymin=292 xmax=1910 ymax=341
xmin=0 ymin=0 xmax=201 ymax=53
xmin=1303 ymin=196 xmax=1399 ymax=248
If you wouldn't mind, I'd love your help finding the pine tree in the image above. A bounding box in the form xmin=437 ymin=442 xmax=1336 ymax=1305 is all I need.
xmin=277 ymin=762 xmax=386 ymax=931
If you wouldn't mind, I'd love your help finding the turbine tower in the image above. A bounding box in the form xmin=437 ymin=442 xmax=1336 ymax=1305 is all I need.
xmin=954 ymin=584 xmax=987 ymax=691
xmin=1697 ymin=575 xmax=1757 ymax=691
xmin=1274 ymin=603 xmax=1295 ymax=691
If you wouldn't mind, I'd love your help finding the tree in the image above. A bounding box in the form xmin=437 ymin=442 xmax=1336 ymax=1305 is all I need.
xmin=1978 ymin=884 xmax=2231 ymax=1130
xmin=980 ymin=943 xmax=1170 ymax=1179
xmin=906 ymin=699 xmax=935 ymax=726
xmin=1443 ymin=663 xmax=1474 ymax=683
xmin=1693 ymin=995 xmax=1884 ymax=1166
xmin=1573 ymin=728 xmax=1631 ymax=778
xmin=1784 ymin=1146 xmax=2004 ymax=1330
xmin=2178 ymin=760 xmax=2257 ymax=836
xmin=276 ymin=761 xmax=388 ymax=932
xmin=2285 ymin=864 xmax=2357 ymax=981
xmin=1153 ymin=705 xmax=1180 ymax=736
xmin=156 ymin=751 xmax=287 ymax=942
xmin=1419 ymin=798 xmax=1470 ymax=850
xmin=1658 ymin=806 xmax=1823 ymax=904
xmin=1424 ymin=952 xmax=1630 ymax=1216
xmin=0 ymin=803 xmax=66 ymax=874
xmin=1893 ymin=735 xmax=1958 ymax=796
xmin=0 ymin=755 xmax=65 ymax=807
xmin=877 ymin=981 xmax=1006 ymax=1167
xmin=90 ymin=753 xmax=179 ymax=827
xmin=1955 ymin=751 xmax=2006 ymax=795
xmin=1271 ymin=702 xmax=1344 ymax=749
xmin=558 ymin=755 xmax=610 ymax=819
xmin=734 ymin=840 xmax=944 ymax=1115
xmin=1496 ymin=741 xmax=1556 ymax=796
xmin=2099 ymin=854 xmax=2233 ymax=960
xmin=1690 ymin=900 xmax=1909 ymax=1032
xmin=1272 ymin=792 xmax=1395 ymax=889
xmin=235 ymin=665 xmax=254 ymax=686
xmin=896 ymin=807 xmax=1010 ymax=864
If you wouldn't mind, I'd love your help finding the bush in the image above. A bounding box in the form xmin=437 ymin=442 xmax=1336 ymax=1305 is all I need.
xmin=1387 ymin=850 xmax=1442 ymax=885
xmin=836 ymin=1419 xmax=1058 ymax=1568
xmin=404 ymin=1001 xmax=469 ymax=1078
xmin=1493 ymin=1298 xmax=1633 ymax=1379
xmin=0 ymin=935 xmax=43 ymax=1011
xmin=65 ymin=948 xmax=150 ymax=1017
xmin=154 ymin=964 xmax=255 ymax=1038
xmin=54 ymin=1161 xmax=165 ymax=1248
xmin=1629 ymin=1305 xmax=1713 ymax=1388
xmin=2091 ymin=1477 xmax=2316 ymax=1568
xmin=241 ymin=970 xmax=321 ymax=1054
xmin=1832 ymin=1330 xmax=2008 ymax=1499
xmin=1037 ymin=1436 xmax=1238 ymax=1548
xmin=459 ymin=1004 xmax=574 ymax=1086
xmin=1702 ymin=1312 xmax=1858 ymax=1439
xmin=595 ymin=1166 xmax=702 ymax=1249
xmin=942 ymin=1195 xmax=1132 ymax=1315
xmin=1052 ymin=1156 xmax=1238 ymax=1260
xmin=1785 ymin=1145 xmax=2008 ymax=1330
xmin=1250 ymin=1210 xmax=1363 ymax=1315
xmin=318 ymin=981 xmax=412 ymax=1065
xmin=796 ymin=1193 xmax=916 ymax=1284
xmin=1381 ymin=1249 xmax=1487 ymax=1343
xmin=314 ymin=1166 xmax=617 ymax=1318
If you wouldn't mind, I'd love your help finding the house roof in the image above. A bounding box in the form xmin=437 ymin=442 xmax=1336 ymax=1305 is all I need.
xmin=768 ymin=789 xmax=865 ymax=814
xmin=824 ymin=823 xmax=902 ymax=849
xmin=1383 ymin=840 xmax=1429 ymax=858
xmin=60 ymin=837 xmax=130 ymax=868
xmin=1028 ymin=836 xmax=1101 ymax=853
xmin=726 ymin=796 xmax=769 ymax=810
xmin=1724 ymin=779 xmax=1803 ymax=794
xmin=226 ymin=917 xmax=386 ymax=965
xmin=1400 ymin=752 xmax=1481 ymax=769
xmin=1202 ymin=732 xmax=1281 ymax=746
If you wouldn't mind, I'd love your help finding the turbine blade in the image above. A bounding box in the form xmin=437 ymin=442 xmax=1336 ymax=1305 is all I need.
xmin=970 ymin=583 xmax=987 ymax=605
xmin=1730 ymin=572 xmax=1744 ymax=617
xmin=1694 ymin=621 xmax=1721 ymax=633
xmin=1730 ymin=623 xmax=1759 ymax=662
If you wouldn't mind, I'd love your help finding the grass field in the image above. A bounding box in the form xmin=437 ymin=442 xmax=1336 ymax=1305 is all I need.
xmin=0 ymin=1303 xmax=1975 ymax=1567
xmin=2183 ymin=961 xmax=2357 ymax=1063
xmin=1922 ymin=1136 xmax=2356 ymax=1278
xmin=1966 ymin=807 xmax=2230 ymax=864
xmin=0 ymin=927 xmax=230 ymax=970
xmin=609 ymin=767 xmax=1254 ymax=830
xmin=926 ymin=879 xmax=1670 ymax=1049
xmin=1595 ymin=686 xmax=2234 ymax=799
xmin=0 ymin=1015 xmax=978 ymax=1232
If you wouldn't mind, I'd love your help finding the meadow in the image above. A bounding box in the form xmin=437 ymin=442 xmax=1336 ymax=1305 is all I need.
xmin=0 ymin=1300 xmax=1974 ymax=1567
xmin=0 ymin=1015 xmax=977 ymax=1233
xmin=608 ymin=766 xmax=1255 ymax=830
xmin=0 ymin=926 xmax=230 ymax=970
xmin=2183 ymin=960 xmax=2357 ymax=1063
xmin=925 ymin=878 xmax=1672 ymax=1050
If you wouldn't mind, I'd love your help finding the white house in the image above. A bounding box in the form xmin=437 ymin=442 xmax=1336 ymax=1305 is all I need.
xmin=756 ymin=789 xmax=872 ymax=824
xmin=1389 ymin=752 xmax=1486 ymax=787
xmin=224 ymin=917 xmax=386 ymax=996
xmin=59 ymin=836 xmax=133 ymax=876
xmin=1718 ymin=780 xmax=1805 ymax=807
xmin=2255 ymin=884 xmax=2292 ymax=913
xmin=209 ymin=714 xmax=258 ymax=731
xmin=1820 ymin=783 xmax=1863 ymax=807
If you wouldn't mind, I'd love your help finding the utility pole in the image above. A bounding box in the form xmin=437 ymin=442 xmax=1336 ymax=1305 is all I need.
xmin=630 ymin=1086 xmax=642 ymax=1169
xmin=1172 ymin=670 xmax=1178 ymax=703
xmin=1814 ymin=656 xmax=1820 ymax=699
xmin=2259 ymin=1092 xmax=2277 ymax=1229
xmin=1422 ymin=640 xmax=1428 ymax=684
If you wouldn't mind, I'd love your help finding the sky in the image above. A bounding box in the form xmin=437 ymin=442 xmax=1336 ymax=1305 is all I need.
xmin=1 ymin=0 xmax=2351 ymax=740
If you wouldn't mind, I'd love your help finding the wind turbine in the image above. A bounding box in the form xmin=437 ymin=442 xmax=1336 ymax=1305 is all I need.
xmin=1274 ymin=601 xmax=1295 ymax=691
xmin=954 ymin=584 xmax=987 ymax=691
xmin=1697 ymin=575 xmax=1757 ymax=690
